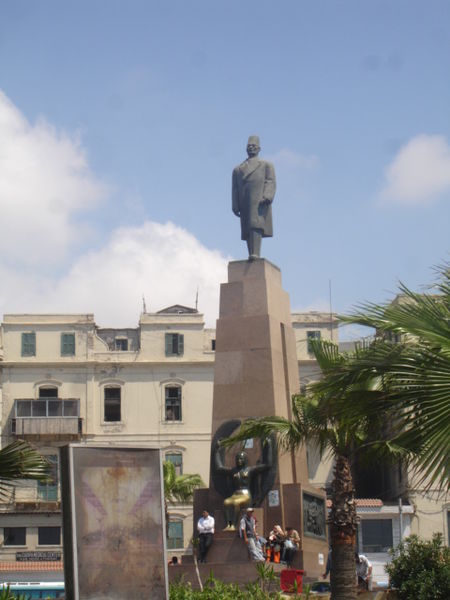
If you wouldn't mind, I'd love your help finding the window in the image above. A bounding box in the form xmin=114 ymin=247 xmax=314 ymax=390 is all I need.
xmin=211 ymin=339 xmax=216 ymax=351
xmin=38 ymin=526 xmax=61 ymax=546
xmin=115 ymin=338 xmax=128 ymax=351
xmin=39 ymin=387 xmax=58 ymax=398
xmin=166 ymin=453 xmax=183 ymax=476
xmin=307 ymin=330 xmax=321 ymax=353
xmin=38 ymin=387 xmax=60 ymax=418
xmin=16 ymin=400 xmax=32 ymax=417
xmin=21 ymin=332 xmax=36 ymax=357
xmin=165 ymin=387 xmax=182 ymax=421
xmin=61 ymin=333 xmax=75 ymax=356
xmin=38 ymin=454 xmax=58 ymax=501
xmin=165 ymin=333 xmax=184 ymax=356
xmin=4 ymin=527 xmax=26 ymax=546
xmin=15 ymin=398 xmax=78 ymax=418
xmin=167 ymin=520 xmax=183 ymax=549
xmin=361 ymin=519 xmax=393 ymax=553
xmin=104 ymin=387 xmax=121 ymax=422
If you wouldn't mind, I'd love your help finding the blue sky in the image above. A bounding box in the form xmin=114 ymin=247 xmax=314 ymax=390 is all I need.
xmin=0 ymin=1 xmax=449 ymax=335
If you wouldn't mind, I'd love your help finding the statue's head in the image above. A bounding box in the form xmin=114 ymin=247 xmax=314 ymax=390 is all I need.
xmin=246 ymin=135 xmax=260 ymax=157
xmin=235 ymin=451 xmax=248 ymax=468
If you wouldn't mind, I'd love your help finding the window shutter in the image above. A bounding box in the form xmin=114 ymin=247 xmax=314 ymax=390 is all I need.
xmin=165 ymin=333 xmax=172 ymax=356
xmin=61 ymin=333 xmax=75 ymax=356
xmin=22 ymin=332 xmax=36 ymax=356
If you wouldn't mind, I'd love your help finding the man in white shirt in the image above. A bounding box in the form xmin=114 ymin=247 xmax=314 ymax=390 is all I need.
xmin=197 ymin=509 xmax=215 ymax=563
xmin=355 ymin=552 xmax=372 ymax=590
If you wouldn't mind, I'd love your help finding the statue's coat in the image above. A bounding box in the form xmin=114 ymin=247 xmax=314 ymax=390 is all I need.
xmin=232 ymin=157 xmax=276 ymax=240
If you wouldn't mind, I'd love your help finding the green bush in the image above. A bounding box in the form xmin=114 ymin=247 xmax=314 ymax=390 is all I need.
xmin=169 ymin=565 xmax=312 ymax=598
xmin=386 ymin=533 xmax=450 ymax=599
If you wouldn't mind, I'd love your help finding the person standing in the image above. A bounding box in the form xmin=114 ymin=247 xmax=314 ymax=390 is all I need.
xmin=239 ymin=507 xmax=265 ymax=561
xmin=232 ymin=135 xmax=276 ymax=260
xmin=197 ymin=509 xmax=215 ymax=563
xmin=322 ymin=548 xmax=332 ymax=579
xmin=355 ymin=552 xmax=372 ymax=590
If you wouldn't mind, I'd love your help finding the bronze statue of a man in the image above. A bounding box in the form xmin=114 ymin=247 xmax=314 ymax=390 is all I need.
xmin=232 ymin=135 xmax=276 ymax=260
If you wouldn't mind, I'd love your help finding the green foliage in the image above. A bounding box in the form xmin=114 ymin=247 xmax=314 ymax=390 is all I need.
xmin=337 ymin=264 xmax=450 ymax=489
xmin=386 ymin=533 xmax=450 ymax=599
xmin=170 ymin=567 xmax=314 ymax=598
xmin=163 ymin=461 xmax=205 ymax=505
xmin=0 ymin=585 xmax=28 ymax=600
xmin=0 ymin=440 xmax=50 ymax=498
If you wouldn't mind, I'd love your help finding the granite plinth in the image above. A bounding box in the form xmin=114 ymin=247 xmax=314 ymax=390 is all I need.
xmin=192 ymin=258 xmax=328 ymax=585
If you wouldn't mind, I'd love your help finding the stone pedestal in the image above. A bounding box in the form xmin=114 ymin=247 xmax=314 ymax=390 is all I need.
xmin=211 ymin=258 xmax=308 ymax=485
xmin=190 ymin=259 xmax=328 ymax=581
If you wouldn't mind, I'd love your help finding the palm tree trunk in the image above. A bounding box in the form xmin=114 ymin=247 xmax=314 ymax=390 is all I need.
xmin=329 ymin=454 xmax=357 ymax=600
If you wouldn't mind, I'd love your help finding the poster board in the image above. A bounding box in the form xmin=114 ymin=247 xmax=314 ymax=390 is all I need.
xmin=61 ymin=445 xmax=168 ymax=600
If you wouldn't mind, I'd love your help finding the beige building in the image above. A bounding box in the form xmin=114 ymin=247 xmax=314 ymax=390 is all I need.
xmin=0 ymin=307 xmax=447 ymax=586
xmin=0 ymin=308 xmax=336 ymax=562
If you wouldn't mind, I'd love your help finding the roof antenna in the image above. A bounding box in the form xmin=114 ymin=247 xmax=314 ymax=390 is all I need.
xmin=142 ymin=294 xmax=147 ymax=314
xmin=329 ymin=279 xmax=333 ymax=342
xmin=195 ymin=287 xmax=199 ymax=311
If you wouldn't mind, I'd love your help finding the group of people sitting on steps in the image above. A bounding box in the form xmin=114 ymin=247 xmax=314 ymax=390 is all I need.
xmin=239 ymin=507 xmax=300 ymax=566
xmin=266 ymin=521 xmax=300 ymax=567
xmin=197 ymin=506 xmax=301 ymax=566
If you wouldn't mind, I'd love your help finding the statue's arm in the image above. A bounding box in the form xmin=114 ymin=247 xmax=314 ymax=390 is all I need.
xmin=214 ymin=443 xmax=230 ymax=474
xmin=232 ymin=168 xmax=240 ymax=216
xmin=250 ymin=437 xmax=274 ymax=474
xmin=262 ymin=162 xmax=276 ymax=203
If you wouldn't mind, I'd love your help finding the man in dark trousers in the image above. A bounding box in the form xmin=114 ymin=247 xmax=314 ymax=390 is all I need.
xmin=197 ymin=509 xmax=215 ymax=563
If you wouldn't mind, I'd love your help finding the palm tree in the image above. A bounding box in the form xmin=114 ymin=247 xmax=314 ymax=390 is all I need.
xmin=0 ymin=440 xmax=49 ymax=499
xmin=163 ymin=460 xmax=205 ymax=532
xmin=162 ymin=462 xmax=205 ymax=589
xmin=223 ymin=340 xmax=409 ymax=600
xmin=335 ymin=264 xmax=450 ymax=490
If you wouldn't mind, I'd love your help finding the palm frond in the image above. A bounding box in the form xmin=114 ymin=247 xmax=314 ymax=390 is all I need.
xmin=163 ymin=461 xmax=204 ymax=505
xmin=0 ymin=441 xmax=49 ymax=498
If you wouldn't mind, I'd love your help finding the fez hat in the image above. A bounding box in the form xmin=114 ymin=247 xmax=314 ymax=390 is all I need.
xmin=247 ymin=135 xmax=260 ymax=146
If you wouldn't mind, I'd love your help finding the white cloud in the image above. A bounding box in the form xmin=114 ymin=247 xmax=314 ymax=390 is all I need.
xmin=0 ymin=91 xmax=108 ymax=266
xmin=380 ymin=134 xmax=450 ymax=204
xmin=0 ymin=91 xmax=229 ymax=327
xmin=45 ymin=221 xmax=228 ymax=327
xmin=268 ymin=148 xmax=319 ymax=171
xmin=1 ymin=220 xmax=228 ymax=327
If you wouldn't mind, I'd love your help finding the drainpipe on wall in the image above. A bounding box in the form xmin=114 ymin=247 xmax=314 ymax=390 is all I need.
xmin=399 ymin=497 xmax=403 ymax=543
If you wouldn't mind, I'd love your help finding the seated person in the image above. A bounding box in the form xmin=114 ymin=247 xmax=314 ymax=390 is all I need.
xmin=253 ymin=515 xmax=267 ymax=555
xmin=282 ymin=526 xmax=301 ymax=567
xmin=239 ymin=507 xmax=265 ymax=562
xmin=267 ymin=524 xmax=285 ymax=563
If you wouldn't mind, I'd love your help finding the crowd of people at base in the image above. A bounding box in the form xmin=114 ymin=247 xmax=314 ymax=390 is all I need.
xmin=192 ymin=506 xmax=302 ymax=566
xmin=178 ymin=506 xmax=373 ymax=590
xmin=240 ymin=508 xmax=301 ymax=567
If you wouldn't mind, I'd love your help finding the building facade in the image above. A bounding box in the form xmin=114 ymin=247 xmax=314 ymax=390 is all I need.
xmin=0 ymin=308 xmax=447 ymax=586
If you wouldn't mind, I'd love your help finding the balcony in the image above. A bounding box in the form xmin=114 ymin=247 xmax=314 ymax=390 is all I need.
xmin=12 ymin=398 xmax=82 ymax=441
xmin=0 ymin=485 xmax=61 ymax=514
